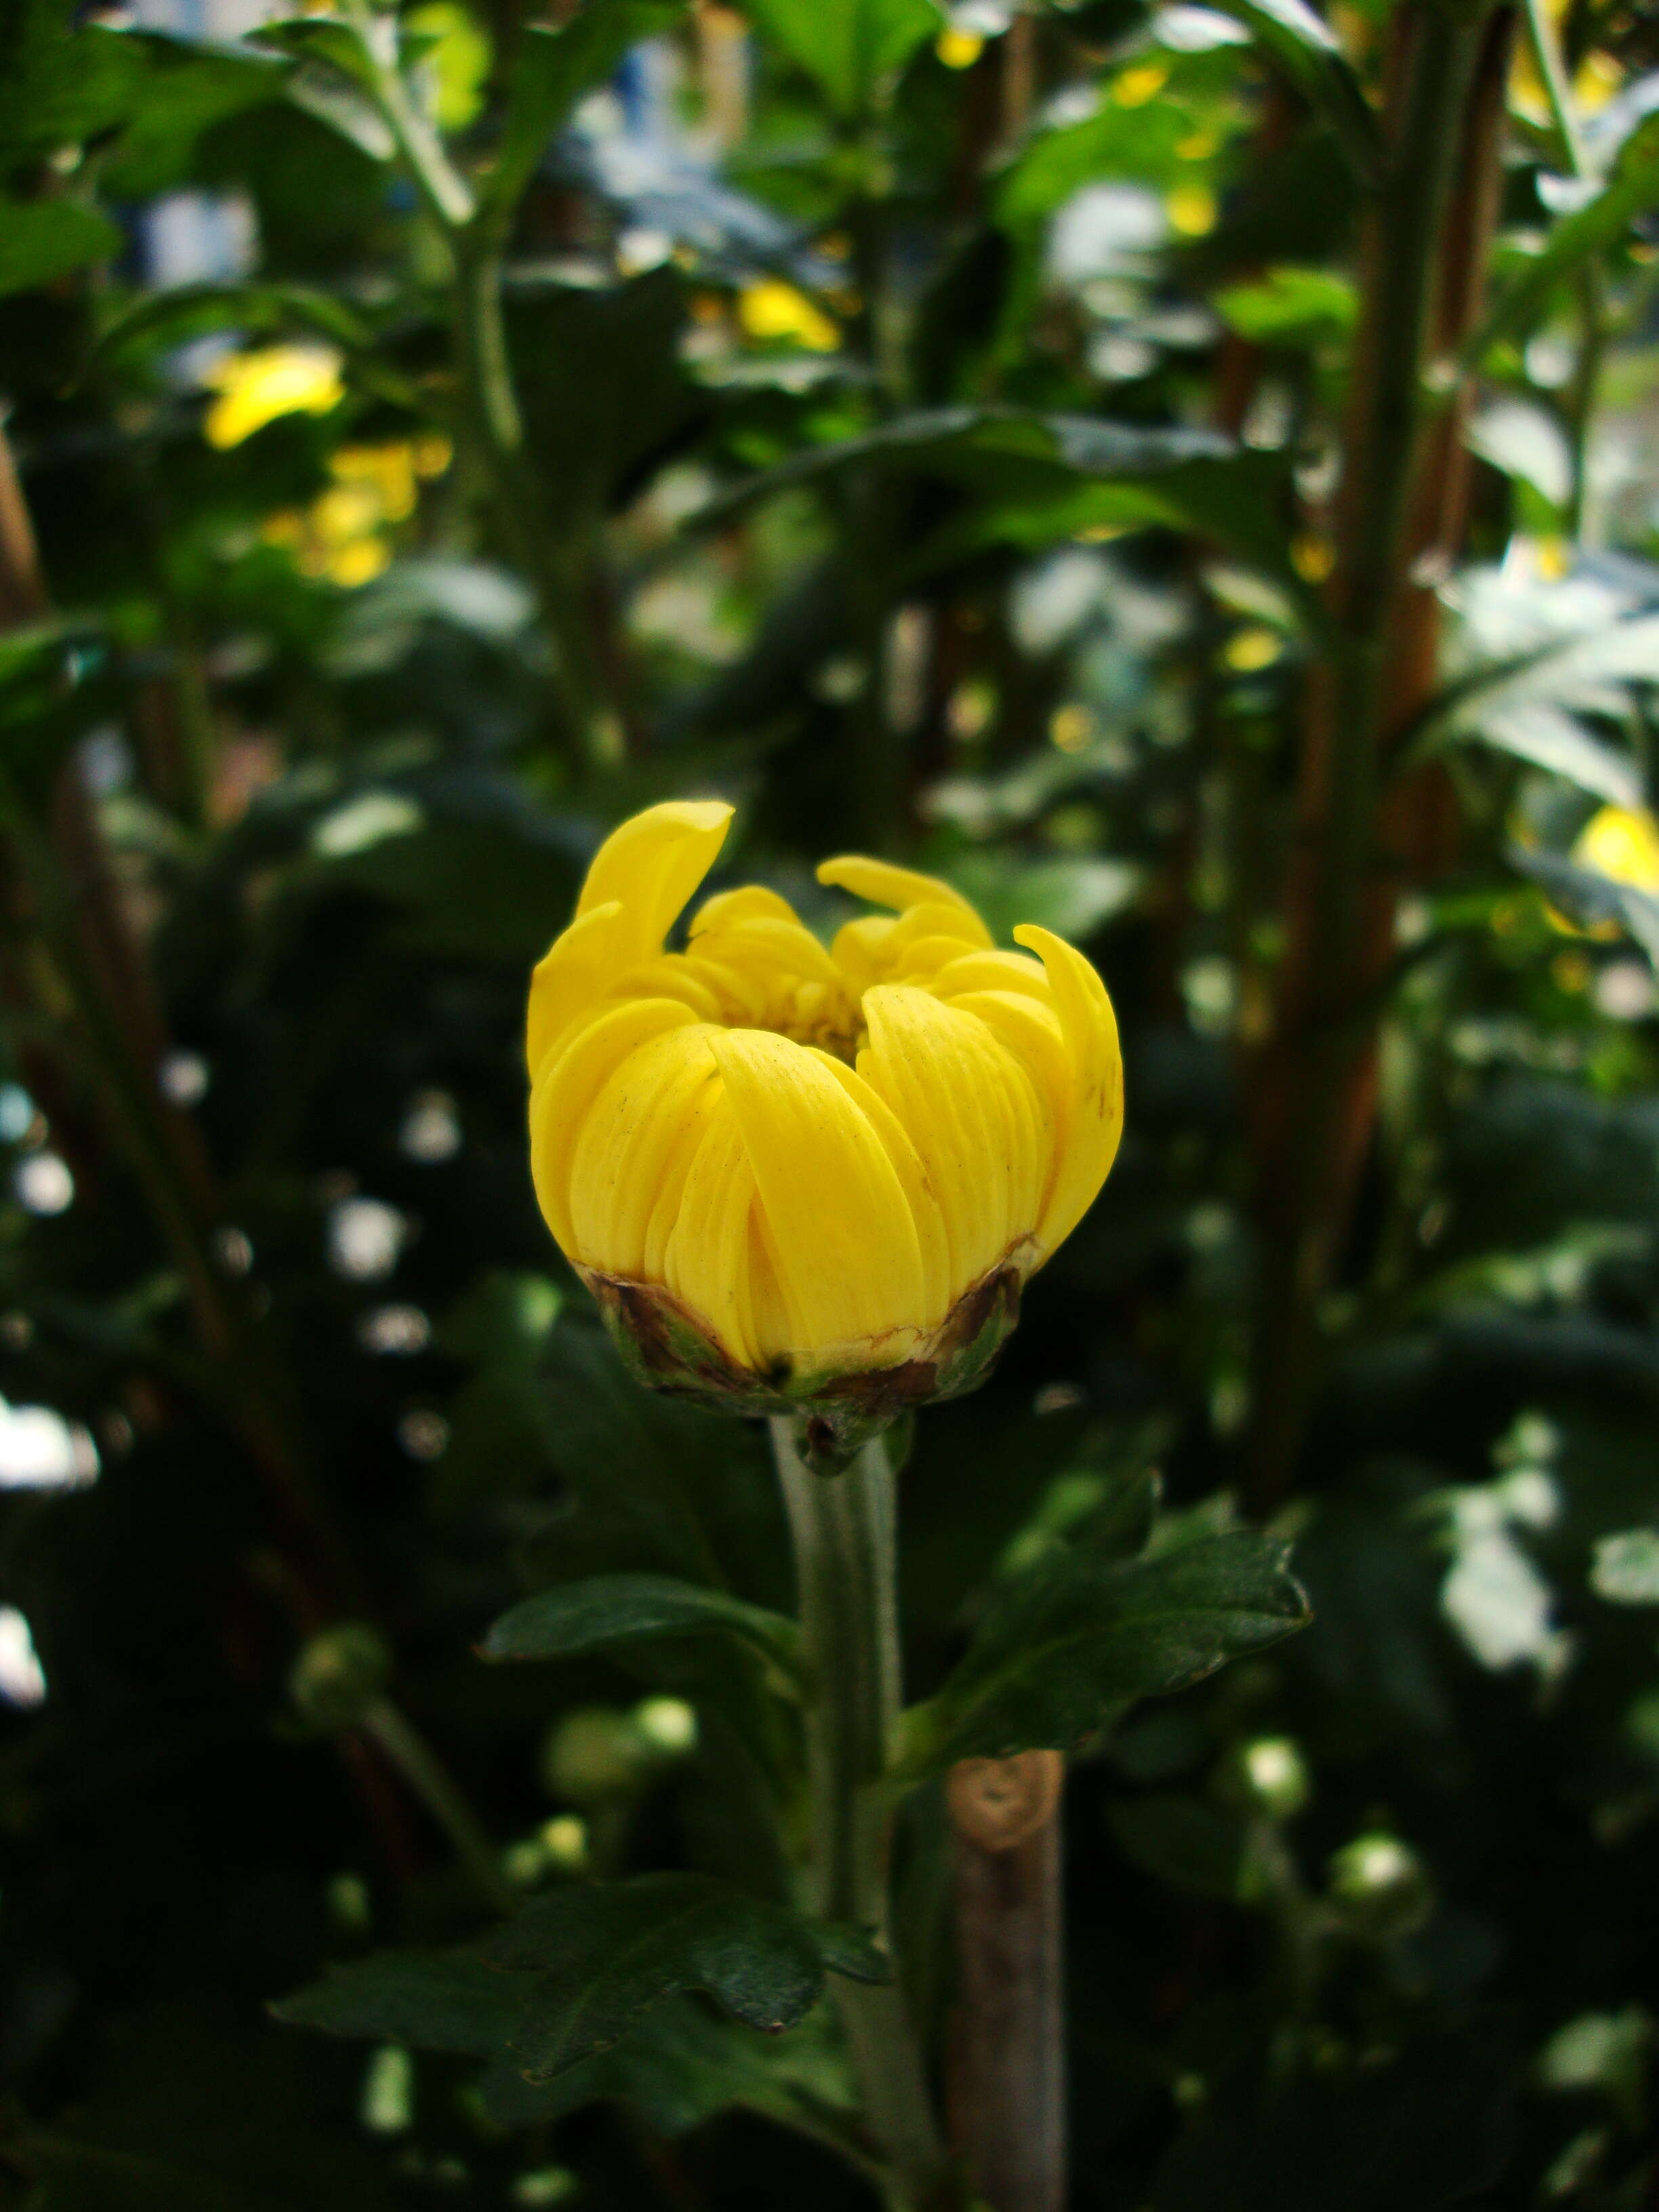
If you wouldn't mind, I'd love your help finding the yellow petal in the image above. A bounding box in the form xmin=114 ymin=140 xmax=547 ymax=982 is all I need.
xmin=577 ymin=800 xmax=735 ymax=963
xmin=929 ymin=948 xmax=1052 ymax=1002
xmin=707 ymin=1027 xmax=926 ymax=1362
xmin=690 ymin=884 xmax=801 ymax=936
xmin=816 ymin=855 xmax=991 ymax=945
xmin=808 ymin=1050 xmax=951 ymax=1328
xmin=568 ymin=1025 xmax=720 ymax=1277
xmin=1013 ymin=925 xmax=1124 ymax=1256
xmin=529 ymin=998 xmax=698 ymax=1255
xmin=663 ymin=1107 xmax=761 ymax=1370
xmin=527 ymin=901 xmax=628 ymax=1078
xmin=859 ymin=986 xmax=1048 ymax=1295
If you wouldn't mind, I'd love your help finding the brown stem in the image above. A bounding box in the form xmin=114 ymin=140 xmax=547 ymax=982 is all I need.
xmin=946 ymin=1752 xmax=1066 ymax=2212
xmin=1246 ymin=3 xmax=1515 ymax=1508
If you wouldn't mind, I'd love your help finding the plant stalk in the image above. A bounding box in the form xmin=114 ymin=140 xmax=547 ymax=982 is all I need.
xmin=769 ymin=1418 xmax=945 ymax=2209
xmin=1248 ymin=0 xmax=1511 ymax=1504
xmin=946 ymin=1753 xmax=1066 ymax=2212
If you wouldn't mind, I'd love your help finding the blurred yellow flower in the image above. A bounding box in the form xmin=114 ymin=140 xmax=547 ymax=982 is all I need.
xmin=1224 ymin=624 xmax=1283 ymax=672
xmin=1113 ymin=62 xmax=1168 ymax=107
xmin=1291 ymin=533 xmax=1336 ymax=583
xmin=1166 ymin=184 xmax=1218 ymax=237
xmin=737 ymin=281 xmax=839 ymax=352
xmin=407 ymin=0 xmax=491 ymax=130
xmin=260 ymin=436 xmax=451 ymax=588
xmin=202 ymin=344 xmax=345 ymax=449
xmin=526 ymin=803 xmax=1122 ymax=1429
xmin=1572 ymin=806 xmax=1659 ymax=920
xmin=935 ymin=26 xmax=983 ymax=68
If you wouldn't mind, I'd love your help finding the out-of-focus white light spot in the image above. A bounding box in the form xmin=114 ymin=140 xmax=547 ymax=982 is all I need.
xmin=359 ymin=1304 xmax=430 ymax=1355
xmin=328 ymin=1197 xmax=407 ymax=1280
xmin=360 ymin=2044 xmax=413 ymax=2134
xmin=0 ymin=1086 xmax=34 ymax=1143
xmin=0 ymin=1313 xmax=33 ymax=1350
xmin=0 ymin=1397 xmax=99 ymax=1491
xmin=14 ymin=1154 xmax=73 ymax=1215
xmin=159 ymin=1050 xmax=210 ymax=1107
xmin=213 ymin=1226 xmax=255 ymax=1275
xmin=1443 ymin=1526 xmax=1562 ymax=1672
xmin=399 ymin=1090 xmax=461 ymax=1163
xmin=512 ymin=2168 xmax=579 ymax=2207
xmin=539 ymin=1814 xmax=588 ymax=1870
xmin=397 ymin=1410 xmax=448 ymax=1461
xmin=1596 ymin=961 xmax=1653 ymax=1020
xmin=312 ymin=790 xmax=424 ymax=859
xmin=0 ymin=1608 xmax=46 ymax=1706
xmin=1032 ymin=1380 xmax=1086 ymax=1417
xmin=635 ymin=1696 xmax=698 ymax=1755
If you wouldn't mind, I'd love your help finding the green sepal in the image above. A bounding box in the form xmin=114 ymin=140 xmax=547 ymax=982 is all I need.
xmin=579 ymin=1262 xmax=1024 ymax=1473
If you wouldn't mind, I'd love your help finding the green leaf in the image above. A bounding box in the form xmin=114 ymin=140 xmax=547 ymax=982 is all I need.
xmin=0 ymin=198 xmax=121 ymax=300
xmin=1214 ymin=265 xmax=1358 ymax=345
xmin=482 ymin=0 xmax=684 ymax=222
xmin=1203 ymin=0 xmax=1382 ymax=184
xmin=91 ymin=281 xmax=377 ymax=368
xmin=1415 ymin=607 xmax=1659 ymax=804
xmin=1509 ymin=848 xmax=1659 ymax=966
xmin=741 ymin=0 xmax=943 ymax=118
xmin=483 ymin=1873 xmax=872 ymax=2080
xmin=1473 ymin=112 xmax=1659 ymax=361
xmin=1109 ymin=1791 xmax=1251 ymax=1902
xmin=480 ymin=1572 xmax=802 ymax=1677
xmin=272 ymin=1947 xmax=529 ymax=2055
xmin=897 ymin=1531 xmax=1310 ymax=1775
xmin=100 ymin=31 xmax=289 ymax=197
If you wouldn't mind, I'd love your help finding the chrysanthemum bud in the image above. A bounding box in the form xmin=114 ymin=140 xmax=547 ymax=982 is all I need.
xmin=525 ymin=803 xmax=1124 ymax=1463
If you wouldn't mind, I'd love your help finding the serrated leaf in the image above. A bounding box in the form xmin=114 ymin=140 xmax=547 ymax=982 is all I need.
xmin=482 ymin=0 xmax=684 ymax=221
xmin=741 ymin=0 xmax=942 ymax=117
xmin=480 ymin=1572 xmax=801 ymax=1677
xmin=272 ymin=1947 xmax=531 ymax=2056
xmin=896 ymin=1531 xmax=1310 ymax=1775
xmin=483 ymin=1873 xmax=855 ymax=2080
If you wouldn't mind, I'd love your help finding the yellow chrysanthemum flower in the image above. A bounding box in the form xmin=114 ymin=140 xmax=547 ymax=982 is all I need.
xmin=736 ymin=281 xmax=840 ymax=352
xmin=201 ymin=344 xmax=346 ymax=449
xmin=526 ymin=802 xmax=1123 ymax=1454
xmin=1573 ymin=805 xmax=1659 ymax=894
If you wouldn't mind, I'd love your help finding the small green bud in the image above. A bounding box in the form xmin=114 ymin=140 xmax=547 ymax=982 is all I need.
xmin=289 ymin=1624 xmax=391 ymax=1730
xmin=541 ymin=1706 xmax=653 ymax=1805
xmin=1326 ymin=1830 xmax=1432 ymax=1940
xmin=1234 ymin=1736 xmax=1311 ymax=1820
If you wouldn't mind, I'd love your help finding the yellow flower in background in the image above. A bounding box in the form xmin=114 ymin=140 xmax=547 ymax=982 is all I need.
xmin=935 ymin=26 xmax=984 ymax=68
xmin=526 ymin=802 xmax=1122 ymax=1452
xmin=1563 ymin=806 xmax=1659 ymax=938
xmin=260 ymin=436 xmax=452 ymax=588
xmin=737 ymin=281 xmax=840 ymax=352
xmin=202 ymin=344 xmax=345 ymax=449
xmin=1166 ymin=184 xmax=1218 ymax=238
xmin=407 ymin=0 xmax=492 ymax=130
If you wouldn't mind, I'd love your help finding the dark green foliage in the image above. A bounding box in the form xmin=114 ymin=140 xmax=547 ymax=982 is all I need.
xmin=3 ymin=0 xmax=1659 ymax=2207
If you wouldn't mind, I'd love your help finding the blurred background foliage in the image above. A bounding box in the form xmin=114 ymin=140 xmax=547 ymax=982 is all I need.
xmin=1 ymin=0 xmax=1659 ymax=2202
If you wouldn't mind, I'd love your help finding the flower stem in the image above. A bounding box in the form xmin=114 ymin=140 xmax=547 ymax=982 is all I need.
xmin=769 ymin=1418 xmax=945 ymax=2209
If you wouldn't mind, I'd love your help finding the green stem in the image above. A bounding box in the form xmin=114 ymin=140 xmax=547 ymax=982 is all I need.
xmin=363 ymin=1696 xmax=517 ymax=1918
xmin=769 ymin=1418 xmax=945 ymax=2210
xmin=342 ymin=0 xmax=596 ymax=770
xmin=1521 ymin=0 xmax=1602 ymax=537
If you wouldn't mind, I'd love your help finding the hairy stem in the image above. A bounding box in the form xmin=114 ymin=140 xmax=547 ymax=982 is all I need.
xmin=769 ymin=1418 xmax=945 ymax=2209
